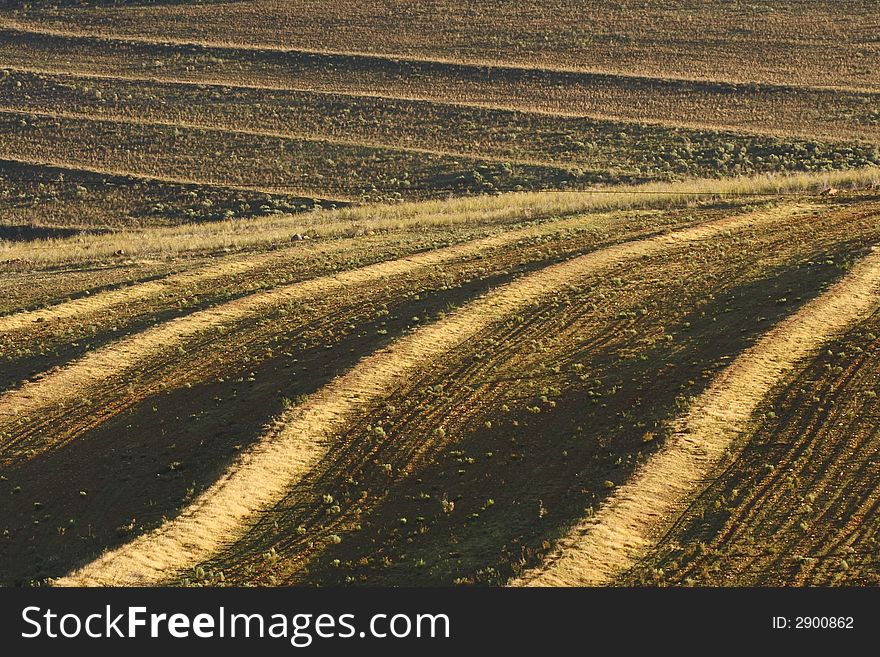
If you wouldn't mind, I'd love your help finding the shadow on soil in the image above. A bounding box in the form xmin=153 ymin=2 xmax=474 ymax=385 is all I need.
xmin=279 ymin=244 xmax=866 ymax=585
xmin=0 ymin=257 xmax=544 ymax=584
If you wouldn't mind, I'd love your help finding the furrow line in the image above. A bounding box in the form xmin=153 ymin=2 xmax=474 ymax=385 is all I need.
xmin=514 ymin=247 xmax=880 ymax=586
xmin=0 ymin=208 xmax=672 ymax=462
xmin=56 ymin=206 xmax=790 ymax=586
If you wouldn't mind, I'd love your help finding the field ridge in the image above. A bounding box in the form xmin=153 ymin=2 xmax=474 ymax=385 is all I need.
xmin=0 ymin=107 xmax=574 ymax=171
xmin=56 ymin=204 xmax=800 ymax=586
xmin=514 ymin=246 xmax=880 ymax=586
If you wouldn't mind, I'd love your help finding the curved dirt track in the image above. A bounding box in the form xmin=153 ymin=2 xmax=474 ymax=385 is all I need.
xmin=514 ymin=247 xmax=880 ymax=586
xmin=56 ymin=205 xmax=793 ymax=586
xmin=0 ymin=207 xmax=681 ymax=464
xmin=625 ymin=311 xmax=880 ymax=586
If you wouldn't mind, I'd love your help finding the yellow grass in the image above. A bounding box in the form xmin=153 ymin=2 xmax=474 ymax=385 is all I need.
xmin=3 ymin=168 xmax=877 ymax=267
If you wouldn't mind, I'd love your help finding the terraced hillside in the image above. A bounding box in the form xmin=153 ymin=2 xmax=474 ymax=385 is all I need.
xmin=4 ymin=1 xmax=877 ymax=90
xmin=1 ymin=2 xmax=879 ymax=588
xmin=0 ymin=0 xmax=878 ymax=231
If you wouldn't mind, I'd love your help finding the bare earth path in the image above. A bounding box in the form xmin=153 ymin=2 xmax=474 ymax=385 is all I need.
xmin=56 ymin=205 xmax=792 ymax=586
xmin=514 ymin=247 xmax=880 ymax=586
